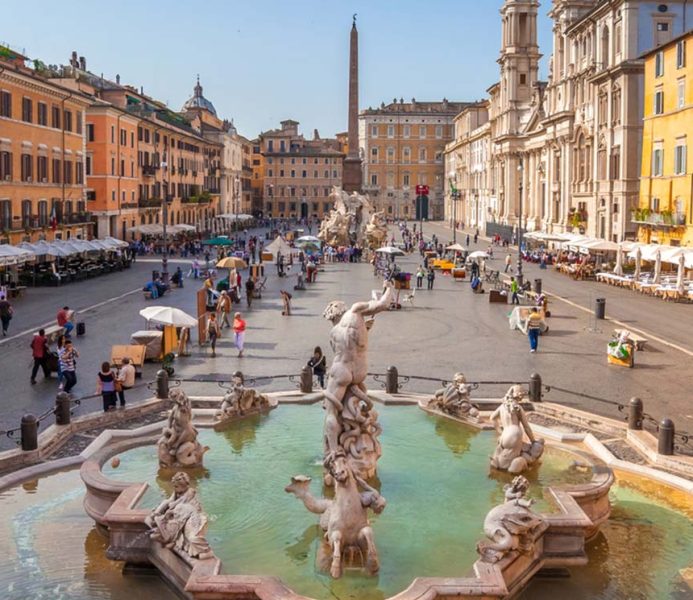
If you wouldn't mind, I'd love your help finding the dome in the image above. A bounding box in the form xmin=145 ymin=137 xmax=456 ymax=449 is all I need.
xmin=182 ymin=76 xmax=217 ymax=116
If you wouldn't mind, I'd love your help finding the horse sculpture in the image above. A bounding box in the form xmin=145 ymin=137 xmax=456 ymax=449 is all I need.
xmin=285 ymin=450 xmax=386 ymax=578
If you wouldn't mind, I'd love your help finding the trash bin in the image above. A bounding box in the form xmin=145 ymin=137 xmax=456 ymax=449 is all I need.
xmin=534 ymin=279 xmax=542 ymax=295
xmin=595 ymin=297 xmax=606 ymax=319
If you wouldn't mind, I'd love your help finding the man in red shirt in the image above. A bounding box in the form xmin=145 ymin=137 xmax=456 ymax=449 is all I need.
xmin=57 ymin=306 xmax=75 ymax=336
xmin=30 ymin=328 xmax=50 ymax=384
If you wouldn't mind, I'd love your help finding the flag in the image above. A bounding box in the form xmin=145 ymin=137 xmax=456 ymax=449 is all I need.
xmin=50 ymin=205 xmax=57 ymax=231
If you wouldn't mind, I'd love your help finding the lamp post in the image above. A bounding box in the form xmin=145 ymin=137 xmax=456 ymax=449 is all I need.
xmin=448 ymin=175 xmax=461 ymax=243
xmin=234 ymin=175 xmax=240 ymax=236
xmin=516 ymin=158 xmax=524 ymax=286
xmin=161 ymin=159 xmax=170 ymax=283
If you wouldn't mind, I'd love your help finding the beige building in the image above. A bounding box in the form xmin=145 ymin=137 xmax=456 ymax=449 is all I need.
xmin=359 ymin=99 xmax=470 ymax=220
xmin=260 ymin=120 xmax=344 ymax=219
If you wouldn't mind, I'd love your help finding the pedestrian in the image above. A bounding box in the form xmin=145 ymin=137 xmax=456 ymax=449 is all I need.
xmin=59 ymin=339 xmax=79 ymax=394
xmin=0 ymin=294 xmax=13 ymax=336
xmin=216 ymin=291 xmax=232 ymax=329
xmin=204 ymin=274 xmax=215 ymax=306
xmin=57 ymin=305 xmax=75 ymax=337
xmin=207 ymin=312 xmax=220 ymax=357
xmin=474 ymin=228 xmax=479 ymax=244
xmin=30 ymin=328 xmax=50 ymax=384
xmin=233 ymin=312 xmax=246 ymax=357
xmin=416 ymin=266 xmax=425 ymax=289
xmin=510 ymin=276 xmax=520 ymax=305
xmin=56 ymin=334 xmax=65 ymax=389
xmin=466 ymin=234 xmax=470 ymax=248
xmin=527 ymin=307 xmax=543 ymax=353
xmin=504 ymin=253 xmax=512 ymax=273
xmin=245 ymin=277 xmax=255 ymax=308
xmin=280 ymin=290 xmax=292 ymax=315
xmin=116 ymin=357 xmax=136 ymax=407
xmin=96 ymin=361 xmax=117 ymax=412
xmin=427 ymin=268 xmax=435 ymax=290
xmin=471 ymin=261 xmax=479 ymax=279
xmin=307 ymin=346 xmax=327 ymax=388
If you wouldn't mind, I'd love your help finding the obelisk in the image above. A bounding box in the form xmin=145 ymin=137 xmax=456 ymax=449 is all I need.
xmin=342 ymin=15 xmax=363 ymax=193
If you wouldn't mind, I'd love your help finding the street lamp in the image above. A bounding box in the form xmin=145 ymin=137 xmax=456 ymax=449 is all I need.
xmin=161 ymin=159 xmax=170 ymax=283
xmin=234 ymin=175 xmax=240 ymax=234
xmin=516 ymin=158 xmax=524 ymax=286
xmin=448 ymin=175 xmax=461 ymax=243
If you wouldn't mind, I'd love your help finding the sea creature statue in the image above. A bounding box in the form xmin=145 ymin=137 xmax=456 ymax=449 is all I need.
xmin=144 ymin=471 xmax=215 ymax=561
xmin=476 ymin=475 xmax=545 ymax=563
xmin=318 ymin=187 xmax=376 ymax=246
xmin=318 ymin=210 xmax=353 ymax=248
xmin=489 ymin=385 xmax=544 ymax=474
xmin=431 ymin=372 xmax=479 ymax=419
xmin=285 ymin=450 xmax=386 ymax=579
xmin=157 ymin=389 xmax=208 ymax=469
xmin=216 ymin=371 xmax=270 ymax=421
xmin=364 ymin=211 xmax=388 ymax=250
xmin=321 ymin=281 xmax=393 ymax=481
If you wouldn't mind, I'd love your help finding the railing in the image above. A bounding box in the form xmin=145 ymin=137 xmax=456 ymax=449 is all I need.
xmin=142 ymin=164 xmax=158 ymax=176
xmin=631 ymin=211 xmax=686 ymax=227
xmin=138 ymin=197 xmax=163 ymax=208
xmin=64 ymin=212 xmax=92 ymax=224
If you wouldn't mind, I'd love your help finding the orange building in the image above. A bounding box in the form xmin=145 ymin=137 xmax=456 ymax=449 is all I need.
xmin=0 ymin=46 xmax=92 ymax=244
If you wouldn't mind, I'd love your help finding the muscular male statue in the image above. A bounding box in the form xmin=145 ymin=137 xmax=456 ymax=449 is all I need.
xmin=322 ymin=281 xmax=394 ymax=457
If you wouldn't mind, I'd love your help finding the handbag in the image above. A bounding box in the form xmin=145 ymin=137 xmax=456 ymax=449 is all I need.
xmin=114 ymin=375 xmax=123 ymax=392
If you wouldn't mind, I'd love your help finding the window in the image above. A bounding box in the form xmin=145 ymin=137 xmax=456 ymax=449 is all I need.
xmin=655 ymin=51 xmax=664 ymax=77
xmin=37 ymin=102 xmax=47 ymax=126
xmin=111 ymin=157 xmax=115 ymax=175
xmin=290 ymin=170 xmax=295 ymax=178
xmin=678 ymin=79 xmax=686 ymax=109
xmin=111 ymin=126 xmax=115 ymax=143
xmin=87 ymin=123 xmax=94 ymax=142
xmin=137 ymin=126 xmax=143 ymax=142
xmin=650 ymin=197 xmax=660 ymax=212
xmin=52 ymin=105 xmax=61 ymax=129
xmin=0 ymin=200 xmax=12 ymax=230
xmin=0 ymin=150 xmax=12 ymax=180
xmin=654 ymin=89 xmax=664 ymax=115
xmin=120 ymin=129 xmax=127 ymax=145
xmin=76 ymin=111 xmax=83 ymax=134
xmin=20 ymin=154 xmax=33 ymax=181
xmin=403 ymin=125 xmax=411 ymax=138
xmin=63 ymin=110 xmax=72 ymax=132
xmin=652 ymin=147 xmax=663 ymax=176
xmin=0 ymin=91 xmax=11 ymax=118
xmin=37 ymin=156 xmax=48 ymax=181
xmin=86 ymin=155 xmax=92 ymax=176
xmin=52 ymin=158 xmax=61 ymax=183
xmin=370 ymin=174 xmax=378 ymax=186
xmin=419 ymin=125 xmax=426 ymax=138
xmin=370 ymin=147 xmax=379 ymax=163
xmin=519 ymin=73 xmax=527 ymax=85
xmin=677 ymin=40 xmax=686 ymax=69
xmin=419 ymin=148 xmax=427 ymax=162
xmin=64 ymin=160 xmax=73 ymax=184
xmin=609 ymin=146 xmax=621 ymax=180
xmin=371 ymin=125 xmax=378 ymax=137
xmin=22 ymin=97 xmax=32 ymax=123
xmin=387 ymin=125 xmax=394 ymax=138
xmin=435 ymin=125 xmax=443 ymax=139
xmin=403 ymin=173 xmax=410 ymax=187
xmin=144 ymin=129 xmax=150 ymax=143
xmin=387 ymin=147 xmax=395 ymax=163
xmin=674 ymin=143 xmax=687 ymax=175
xmin=402 ymin=147 xmax=411 ymax=164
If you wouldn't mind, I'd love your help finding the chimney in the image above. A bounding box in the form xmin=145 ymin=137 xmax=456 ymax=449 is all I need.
xmin=79 ymin=56 xmax=86 ymax=70
xmin=116 ymin=74 xmax=120 ymax=84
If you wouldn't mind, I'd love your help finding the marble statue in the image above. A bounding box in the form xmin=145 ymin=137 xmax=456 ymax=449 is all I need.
xmin=489 ymin=385 xmax=544 ymax=474
xmin=318 ymin=210 xmax=352 ymax=248
xmin=431 ymin=372 xmax=479 ymax=419
xmin=318 ymin=187 xmax=376 ymax=247
xmin=364 ymin=211 xmax=388 ymax=250
xmin=476 ymin=475 xmax=545 ymax=563
xmin=145 ymin=472 xmax=215 ymax=560
xmin=157 ymin=389 xmax=208 ymax=469
xmin=216 ymin=371 xmax=270 ymax=422
xmin=285 ymin=449 xmax=385 ymax=578
xmin=321 ymin=281 xmax=393 ymax=481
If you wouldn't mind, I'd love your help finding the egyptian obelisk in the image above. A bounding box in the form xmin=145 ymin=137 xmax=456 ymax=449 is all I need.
xmin=342 ymin=15 xmax=363 ymax=193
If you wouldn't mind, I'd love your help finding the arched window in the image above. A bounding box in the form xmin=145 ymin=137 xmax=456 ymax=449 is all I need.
xmin=598 ymin=138 xmax=607 ymax=180
xmin=601 ymin=26 xmax=610 ymax=69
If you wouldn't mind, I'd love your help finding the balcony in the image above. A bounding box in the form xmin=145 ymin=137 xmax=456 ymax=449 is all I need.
xmin=138 ymin=197 xmax=163 ymax=208
xmin=631 ymin=210 xmax=687 ymax=228
xmin=63 ymin=212 xmax=92 ymax=224
xmin=121 ymin=202 xmax=139 ymax=210
xmin=142 ymin=164 xmax=158 ymax=177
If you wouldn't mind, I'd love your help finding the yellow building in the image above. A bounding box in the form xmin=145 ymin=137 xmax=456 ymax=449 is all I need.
xmin=638 ymin=31 xmax=693 ymax=247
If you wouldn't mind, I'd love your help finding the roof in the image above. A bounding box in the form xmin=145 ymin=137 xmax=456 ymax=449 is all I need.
xmin=640 ymin=28 xmax=693 ymax=59
xmin=361 ymin=100 xmax=473 ymax=117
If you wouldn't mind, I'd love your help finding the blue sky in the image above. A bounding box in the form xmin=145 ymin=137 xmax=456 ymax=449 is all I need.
xmin=2 ymin=0 xmax=553 ymax=139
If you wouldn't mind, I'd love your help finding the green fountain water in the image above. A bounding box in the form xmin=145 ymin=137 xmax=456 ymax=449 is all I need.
xmin=0 ymin=404 xmax=691 ymax=600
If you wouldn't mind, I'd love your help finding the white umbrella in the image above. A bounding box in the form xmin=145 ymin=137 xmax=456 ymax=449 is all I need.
xmin=375 ymin=246 xmax=405 ymax=256
xmin=446 ymin=243 xmax=467 ymax=252
xmin=676 ymin=253 xmax=686 ymax=295
xmin=633 ymin=246 xmax=642 ymax=280
xmin=614 ymin=243 xmax=624 ymax=276
xmin=139 ymin=306 xmax=198 ymax=328
xmin=103 ymin=236 xmax=129 ymax=249
xmin=296 ymin=235 xmax=321 ymax=244
xmin=653 ymin=249 xmax=662 ymax=284
xmin=468 ymin=250 xmax=489 ymax=259
xmin=0 ymin=244 xmax=35 ymax=266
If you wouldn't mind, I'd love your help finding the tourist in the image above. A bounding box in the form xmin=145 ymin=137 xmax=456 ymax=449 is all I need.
xmin=470 ymin=260 xmax=479 ymax=279
xmin=416 ymin=266 xmax=425 ymax=289
xmin=96 ymin=361 xmax=117 ymax=411
xmin=0 ymin=294 xmax=13 ymax=336
xmin=281 ymin=290 xmax=292 ymax=315
xmin=56 ymin=334 xmax=66 ymax=389
xmin=510 ymin=276 xmax=520 ymax=305
xmin=171 ymin=266 xmax=184 ymax=288
xmin=204 ymin=274 xmax=215 ymax=306
xmin=527 ymin=307 xmax=543 ymax=353
xmin=59 ymin=339 xmax=79 ymax=394
xmin=57 ymin=306 xmax=75 ymax=337
xmin=474 ymin=228 xmax=479 ymax=244
xmin=216 ymin=291 xmax=232 ymax=329
xmin=30 ymin=328 xmax=50 ymax=384
xmin=466 ymin=233 xmax=470 ymax=248
xmin=245 ymin=277 xmax=255 ymax=308
xmin=426 ymin=268 xmax=435 ymax=290
xmin=116 ymin=357 xmax=136 ymax=407
xmin=207 ymin=312 xmax=220 ymax=357
xmin=504 ymin=253 xmax=512 ymax=273
xmin=233 ymin=312 xmax=246 ymax=357
xmin=308 ymin=346 xmax=327 ymax=388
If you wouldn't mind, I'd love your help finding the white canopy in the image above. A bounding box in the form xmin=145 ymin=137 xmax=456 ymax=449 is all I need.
xmin=445 ymin=243 xmax=467 ymax=252
xmin=375 ymin=246 xmax=405 ymax=256
xmin=468 ymin=250 xmax=489 ymax=259
xmin=0 ymin=244 xmax=35 ymax=266
xmin=218 ymin=213 xmax=255 ymax=221
xmin=139 ymin=306 xmax=198 ymax=328
xmin=580 ymin=239 xmax=620 ymax=252
xmin=103 ymin=236 xmax=129 ymax=249
xmin=169 ymin=224 xmax=196 ymax=233
xmin=265 ymin=236 xmax=295 ymax=257
xmin=127 ymin=224 xmax=165 ymax=235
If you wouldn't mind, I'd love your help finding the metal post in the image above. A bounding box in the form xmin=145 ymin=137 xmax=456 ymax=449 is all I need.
xmin=156 ymin=369 xmax=169 ymax=399
xmin=658 ymin=418 xmax=675 ymax=455
xmin=20 ymin=414 xmax=38 ymax=451
xmin=528 ymin=373 xmax=542 ymax=402
xmin=517 ymin=158 xmax=524 ymax=287
xmin=55 ymin=391 xmax=71 ymax=426
xmin=300 ymin=366 xmax=313 ymax=394
xmin=627 ymin=397 xmax=643 ymax=430
xmin=386 ymin=366 xmax=399 ymax=394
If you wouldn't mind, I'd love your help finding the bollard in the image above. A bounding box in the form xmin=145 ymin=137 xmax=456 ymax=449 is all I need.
xmin=595 ymin=297 xmax=606 ymax=320
xmin=628 ymin=397 xmax=643 ymax=430
xmin=386 ymin=366 xmax=399 ymax=394
xmin=528 ymin=373 xmax=542 ymax=402
xmin=20 ymin=414 xmax=38 ymax=451
xmin=55 ymin=391 xmax=71 ymax=426
xmin=300 ymin=366 xmax=313 ymax=394
xmin=658 ymin=418 xmax=675 ymax=456
xmin=156 ymin=369 xmax=169 ymax=399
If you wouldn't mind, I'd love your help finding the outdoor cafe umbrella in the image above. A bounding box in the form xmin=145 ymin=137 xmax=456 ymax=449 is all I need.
xmin=676 ymin=253 xmax=686 ymax=295
xmin=202 ymin=236 xmax=233 ymax=246
xmin=468 ymin=250 xmax=489 ymax=259
xmin=613 ymin=243 xmax=624 ymax=276
xmin=139 ymin=306 xmax=198 ymax=328
xmin=296 ymin=235 xmax=321 ymax=244
xmin=633 ymin=246 xmax=641 ymax=280
xmin=375 ymin=246 xmax=405 ymax=256
xmin=445 ymin=243 xmax=467 ymax=252
xmin=216 ymin=256 xmax=247 ymax=270
xmin=653 ymin=249 xmax=662 ymax=284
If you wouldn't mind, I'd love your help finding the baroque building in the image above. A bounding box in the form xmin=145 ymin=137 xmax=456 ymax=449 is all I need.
xmin=445 ymin=0 xmax=693 ymax=242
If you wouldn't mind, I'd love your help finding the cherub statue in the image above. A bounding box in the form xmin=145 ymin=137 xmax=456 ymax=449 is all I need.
xmin=489 ymin=385 xmax=544 ymax=474
xmin=157 ymin=389 xmax=208 ymax=468
xmin=431 ymin=372 xmax=479 ymax=419
xmin=215 ymin=371 xmax=270 ymax=422
xmin=145 ymin=472 xmax=214 ymax=560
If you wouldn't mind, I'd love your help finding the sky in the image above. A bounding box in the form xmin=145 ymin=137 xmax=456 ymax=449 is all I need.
xmin=1 ymin=0 xmax=554 ymax=139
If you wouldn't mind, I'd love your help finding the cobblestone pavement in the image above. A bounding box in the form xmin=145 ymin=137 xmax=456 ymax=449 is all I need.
xmin=0 ymin=223 xmax=691 ymax=450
